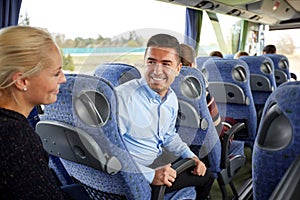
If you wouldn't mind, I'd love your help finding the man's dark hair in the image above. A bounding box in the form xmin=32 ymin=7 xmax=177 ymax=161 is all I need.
xmin=263 ymin=44 xmax=276 ymax=54
xmin=209 ymin=51 xmax=223 ymax=58
xmin=146 ymin=34 xmax=181 ymax=61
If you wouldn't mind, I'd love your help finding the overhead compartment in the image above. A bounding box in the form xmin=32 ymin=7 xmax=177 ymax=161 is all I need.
xmin=246 ymin=0 xmax=297 ymax=21
xmin=162 ymin=0 xmax=277 ymax=24
xmin=159 ymin=0 xmax=300 ymax=28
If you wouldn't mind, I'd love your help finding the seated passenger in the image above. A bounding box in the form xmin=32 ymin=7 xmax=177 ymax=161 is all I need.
xmin=234 ymin=51 xmax=249 ymax=59
xmin=115 ymin=34 xmax=214 ymax=200
xmin=263 ymin=44 xmax=276 ymax=54
xmin=0 ymin=26 xmax=69 ymax=199
xmin=263 ymin=44 xmax=297 ymax=81
xmin=180 ymin=43 xmax=223 ymax=137
xmin=209 ymin=50 xmax=224 ymax=58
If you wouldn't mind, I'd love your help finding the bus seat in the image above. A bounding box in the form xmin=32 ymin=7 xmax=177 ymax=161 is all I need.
xmin=171 ymin=66 xmax=246 ymax=200
xmin=27 ymin=105 xmax=75 ymax=186
xmin=196 ymin=56 xmax=211 ymax=68
xmin=27 ymin=103 xmax=81 ymax=196
xmin=224 ymin=54 xmax=234 ymax=59
xmin=36 ymin=73 xmax=196 ymax=200
xmin=239 ymin=56 xmax=277 ymax=125
xmin=201 ymin=58 xmax=257 ymax=149
xmin=27 ymin=106 xmax=41 ymax=129
xmin=252 ymin=81 xmax=300 ymax=200
xmin=196 ymin=56 xmax=222 ymax=69
xmin=94 ymin=62 xmax=141 ymax=87
xmin=269 ymin=155 xmax=300 ymax=200
xmin=263 ymin=54 xmax=290 ymax=87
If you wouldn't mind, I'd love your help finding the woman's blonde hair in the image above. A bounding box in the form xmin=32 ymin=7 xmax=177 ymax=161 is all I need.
xmin=0 ymin=26 xmax=60 ymax=91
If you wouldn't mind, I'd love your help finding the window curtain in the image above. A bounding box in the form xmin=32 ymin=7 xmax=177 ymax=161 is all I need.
xmin=0 ymin=0 xmax=22 ymax=28
xmin=184 ymin=7 xmax=203 ymax=55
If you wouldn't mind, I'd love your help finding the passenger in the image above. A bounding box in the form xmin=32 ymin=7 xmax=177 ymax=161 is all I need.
xmin=209 ymin=50 xmax=224 ymax=58
xmin=180 ymin=43 xmax=223 ymax=137
xmin=263 ymin=44 xmax=276 ymax=54
xmin=0 ymin=26 xmax=69 ymax=199
xmin=180 ymin=43 xmax=197 ymax=67
xmin=234 ymin=51 xmax=249 ymax=59
xmin=115 ymin=34 xmax=214 ymax=200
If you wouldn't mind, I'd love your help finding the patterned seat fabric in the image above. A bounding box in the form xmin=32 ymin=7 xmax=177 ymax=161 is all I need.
xmin=263 ymin=54 xmax=290 ymax=87
xmin=37 ymin=73 xmax=197 ymax=199
xmin=171 ymin=66 xmax=246 ymax=200
xmin=38 ymin=74 xmax=151 ymax=200
xmin=94 ymin=64 xmax=196 ymax=199
xmin=252 ymin=81 xmax=300 ymax=200
xmin=201 ymin=58 xmax=257 ymax=148
xmin=239 ymin=56 xmax=277 ymax=124
xmin=196 ymin=56 xmax=222 ymax=69
xmin=172 ymin=67 xmax=221 ymax=172
xmin=94 ymin=62 xmax=141 ymax=87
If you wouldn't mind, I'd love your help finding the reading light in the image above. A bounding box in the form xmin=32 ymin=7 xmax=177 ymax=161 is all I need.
xmin=273 ymin=1 xmax=280 ymax=11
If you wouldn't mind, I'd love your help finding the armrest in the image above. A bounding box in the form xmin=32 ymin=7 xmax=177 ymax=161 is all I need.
xmin=172 ymin=158 xmax=196 ymax=174
xmin=290 ymin=72 xmax=297 ymax=81
xmin=220 ymin=122 xmax=245 ymax=169
xmin=154 ymin=158 xmax=196 ymax=200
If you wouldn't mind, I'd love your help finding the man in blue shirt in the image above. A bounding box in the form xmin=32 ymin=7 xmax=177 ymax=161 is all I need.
xmin=115 ymin=34 xmax=214 ymax=199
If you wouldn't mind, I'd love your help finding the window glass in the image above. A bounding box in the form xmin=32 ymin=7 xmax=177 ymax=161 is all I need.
xmin=264 ymin=29 xmax=300 ymax=79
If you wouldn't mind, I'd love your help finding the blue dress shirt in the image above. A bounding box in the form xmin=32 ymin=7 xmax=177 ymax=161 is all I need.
xmin=115 ymin=78 xmax=196 ymax=183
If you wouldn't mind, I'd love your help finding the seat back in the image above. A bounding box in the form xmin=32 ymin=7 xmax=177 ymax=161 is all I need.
xmin=252 ymin=81 xmax=300 ymax=200
xmin=37 ymin=74 xmax=151 ymax=200
xmin=94 ymin=64 xmax=196 ymax=199
xmin=27 ymin=106 xmax=74 ymax=186
xmin=224 ymin=54 xmax=234 ymax=59
xmin=239 ymin=56 xmax=277 ymax=122
xmin=201 ymin=58 xmax=257 ymax=148
xmin=171 ymin=66 xmax=222 ymax=176
xmin=171 ymin=67 xmax=246 ymax=200
xmin=263 ymin=54 xmax=290 ymax=87
xmin=27 ymin=106 xmax=41 ymax=129
xmin=196 ymin=56 xmax=222 ymax=68
xmin=269 ymin=155 xmax=300 ymax=200
xmin=196 ymin=56 xmax=211 ymax=68
xmin=94 ymin=62 xmax=141 ymax=87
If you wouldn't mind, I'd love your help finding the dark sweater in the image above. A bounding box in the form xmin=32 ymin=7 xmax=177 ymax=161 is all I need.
xmin=0 ymin=107 xmax=70 ymax=200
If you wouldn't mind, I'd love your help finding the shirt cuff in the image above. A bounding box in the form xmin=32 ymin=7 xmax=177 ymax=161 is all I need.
xmin=181 ymin=150 xmax=197 ymax=159
xmin=143 ymin=169 xmax=155 ymax=184
xmin=135 ymin=162 xmax=155 ymax=184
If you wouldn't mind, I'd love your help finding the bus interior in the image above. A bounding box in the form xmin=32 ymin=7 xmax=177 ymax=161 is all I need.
xmin=1 ymin=0 xmax=300 ymax=199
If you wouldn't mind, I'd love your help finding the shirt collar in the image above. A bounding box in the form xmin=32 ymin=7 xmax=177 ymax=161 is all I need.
xmin=139 ymin=78 xmax=173 ymax=102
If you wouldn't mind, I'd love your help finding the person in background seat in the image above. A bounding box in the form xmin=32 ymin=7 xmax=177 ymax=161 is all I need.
xmin=234 ymin=51 xmax=249 ymax=59
xmin=263 ymin=44 xmax=276 ymax=54
xmin=0 ymin=26 xmax=69 ymax=199
xmin=209 ymin=50 xmax=224 ymax=58
xmin=180 ymin=43 xmax=223 ymax=137
xmin=263 ymin=44 xmax=297 ymax=81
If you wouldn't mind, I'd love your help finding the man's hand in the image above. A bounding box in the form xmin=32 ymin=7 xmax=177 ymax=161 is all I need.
xmin=191 ymin=157 xmax=207 ymax=176
xmin=151 ymin=164 xmax=177 ymax=187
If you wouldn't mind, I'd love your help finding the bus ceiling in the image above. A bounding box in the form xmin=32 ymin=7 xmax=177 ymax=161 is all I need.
xmin=158 ymin=0 xmax=300 ymax=30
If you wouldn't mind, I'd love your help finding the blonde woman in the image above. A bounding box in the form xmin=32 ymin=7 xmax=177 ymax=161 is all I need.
xmin=0 ymin=26 xmax=69 ymax=199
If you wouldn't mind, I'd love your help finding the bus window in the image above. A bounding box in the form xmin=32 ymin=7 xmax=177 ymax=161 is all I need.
xmin=264 ymin=29 xmax=300 ymax=79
